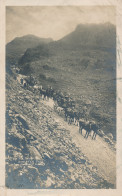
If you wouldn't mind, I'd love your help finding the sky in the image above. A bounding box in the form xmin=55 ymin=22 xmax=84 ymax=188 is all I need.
xmin=6 ymin=6 xmax=116 ymax=43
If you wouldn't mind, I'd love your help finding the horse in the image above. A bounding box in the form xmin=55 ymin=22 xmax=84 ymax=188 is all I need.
xmin=79 ymin=119 xmax=92 ymax=138
xmin=83 ymin=121 xmax=92 ymax=138
xmin=90 ymin=123 xmax=99 ymax=140
xmin=79 ymin=119 xmax=86 ymax=134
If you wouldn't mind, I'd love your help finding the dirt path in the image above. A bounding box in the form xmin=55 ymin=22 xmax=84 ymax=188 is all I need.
xmin=44 ymin=99 xmax=116 ymax=185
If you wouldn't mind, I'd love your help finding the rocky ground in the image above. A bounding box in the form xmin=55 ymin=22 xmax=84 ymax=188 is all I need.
xmin=6 ymin=73 xmax=116 ymax=189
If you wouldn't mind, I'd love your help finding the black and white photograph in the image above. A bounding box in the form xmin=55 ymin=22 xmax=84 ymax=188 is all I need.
xmin=1 ymin=1 xmax=122 ymax=194
xmin=5 ymin=5 xmax=117 ymax=189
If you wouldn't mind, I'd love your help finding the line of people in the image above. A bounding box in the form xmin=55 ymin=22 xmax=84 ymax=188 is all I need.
xmin=54 ymin=104 xmax=101 ymax=140
xmin=17 ymin=74 xmax=102 ymax=140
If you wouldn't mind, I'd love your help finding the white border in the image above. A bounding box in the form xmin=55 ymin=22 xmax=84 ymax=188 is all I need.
xmin=0 ymin=0 xmax=122 ymax=195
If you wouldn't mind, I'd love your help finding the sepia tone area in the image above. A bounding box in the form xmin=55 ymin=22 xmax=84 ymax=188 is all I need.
xmin=6 ymin=6 xmax=116 ymax=189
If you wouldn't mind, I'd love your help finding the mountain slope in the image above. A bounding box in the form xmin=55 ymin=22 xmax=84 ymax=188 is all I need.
xmin=59 ymin=23 xmax=116 ymax=50
xmin=16 ymin=23 xmax=116 ymax=140
xmin=6 ymin=34 xmax=53 ymax=65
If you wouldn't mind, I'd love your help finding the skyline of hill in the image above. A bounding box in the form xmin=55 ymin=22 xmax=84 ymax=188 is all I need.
xmin=6 ymin=34 xmax=53 ymax=65
xmin=58 ymin=22 xmax=116 ymax=49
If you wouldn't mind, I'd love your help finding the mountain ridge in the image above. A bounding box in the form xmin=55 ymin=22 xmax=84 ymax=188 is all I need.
xmin=18 ymin=23 xmax=116 ymax=65
xmin=7 ymin=34 xmax=53 ymax=45
xmin=6 ymin=35 xmax=53 ymax=65
xmin=58 ymin=22 xmax=116 ymax=49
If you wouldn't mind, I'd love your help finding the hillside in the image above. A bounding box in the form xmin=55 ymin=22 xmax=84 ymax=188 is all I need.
xmin=59 ymin=23 xmax=116 ymax=50
xmin=6 ymin=34 xmax=53 ymax=65
xmin=17 ymin=23 xmax=116 ymax=140
xmin=6 ymin=72 xmax=116 ymax=188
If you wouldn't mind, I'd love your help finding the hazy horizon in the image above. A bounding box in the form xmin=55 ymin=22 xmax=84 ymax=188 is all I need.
xmin=6 ymin=6 xmax=116 ymax=43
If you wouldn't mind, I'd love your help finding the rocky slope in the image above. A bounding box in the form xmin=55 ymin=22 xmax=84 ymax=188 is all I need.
xmin=6 ymin=73 xmax=116 ymax=189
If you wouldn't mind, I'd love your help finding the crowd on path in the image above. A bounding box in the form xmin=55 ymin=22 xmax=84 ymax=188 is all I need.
xmin=16 ymin=74 xmax=107 ymax=140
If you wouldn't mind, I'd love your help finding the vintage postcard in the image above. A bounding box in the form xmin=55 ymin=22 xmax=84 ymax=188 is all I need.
xmin=0 ymin=0 xmax=122 ymax=196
